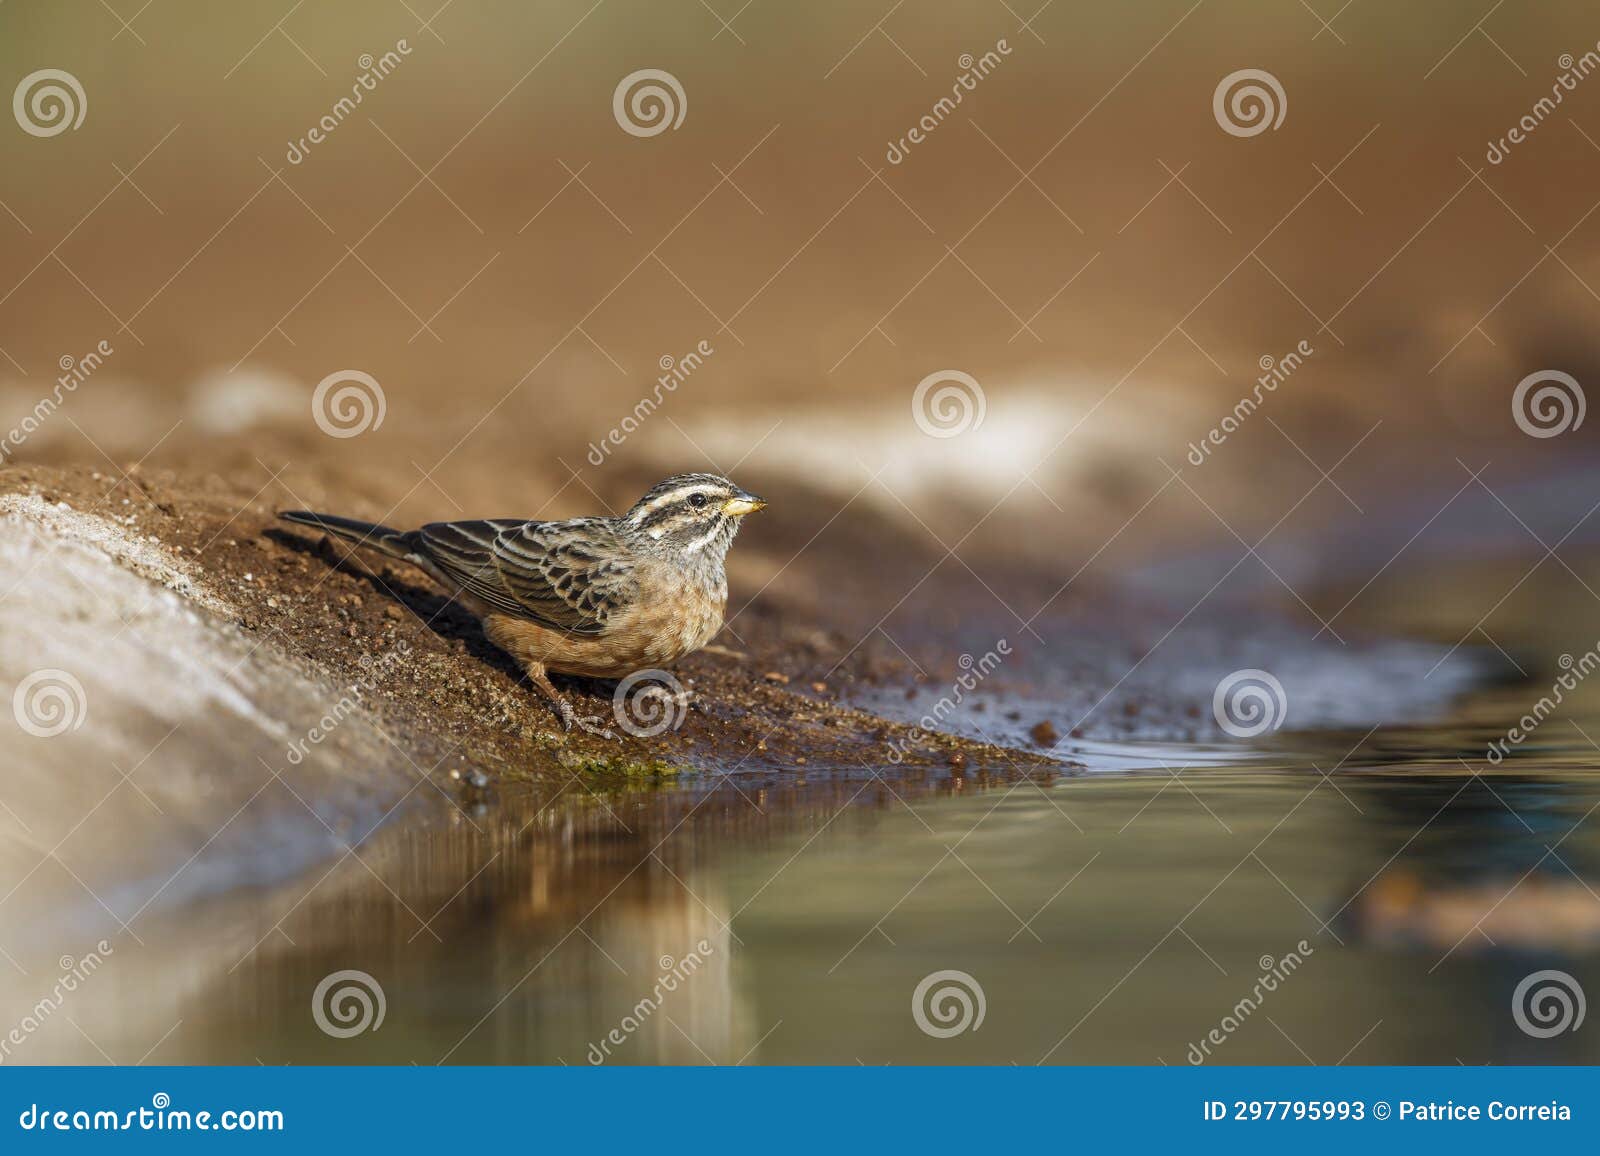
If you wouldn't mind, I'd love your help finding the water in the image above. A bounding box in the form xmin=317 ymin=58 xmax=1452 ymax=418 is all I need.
xmin=7 ymin=534 xmax=1598 ymax=1068
xmin=51 ymin=701 xmax=1594 ymax=1067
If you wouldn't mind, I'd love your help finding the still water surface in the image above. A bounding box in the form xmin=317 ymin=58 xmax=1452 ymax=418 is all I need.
xmin=106 ymin=686 xmax=1598 ymax=1066
xmin=21 ymin=552 xmax=1590 ymax=1067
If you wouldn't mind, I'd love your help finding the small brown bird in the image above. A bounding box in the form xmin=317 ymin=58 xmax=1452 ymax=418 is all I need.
xmin=280 ymin=473 xmax=765 ymax=733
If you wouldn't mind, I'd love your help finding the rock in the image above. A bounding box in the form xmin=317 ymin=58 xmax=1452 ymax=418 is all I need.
xmin=1029 ymin=720 xmax=1059 ymax=746
xmin=763 ymin=671 xmax=790 ymax=684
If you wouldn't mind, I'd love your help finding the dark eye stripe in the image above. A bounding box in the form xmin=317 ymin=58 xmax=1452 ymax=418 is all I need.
xmin=638 ymin=492 xmax=723 ymax=529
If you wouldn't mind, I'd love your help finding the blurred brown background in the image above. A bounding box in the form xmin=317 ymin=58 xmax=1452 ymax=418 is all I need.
xmin=8 ymin=3 xmax=1600 ymax=1069
xmin=2 ymin=0 xmax=1598 ymax=573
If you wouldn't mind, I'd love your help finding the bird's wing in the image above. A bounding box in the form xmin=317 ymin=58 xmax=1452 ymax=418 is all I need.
xmin=414 ymin=519 xmax=530 ymax=616
xmin=417 ymin=517 xmax=636 ymax=634
xmin=490 ymin=518 xmax=638 ymax=634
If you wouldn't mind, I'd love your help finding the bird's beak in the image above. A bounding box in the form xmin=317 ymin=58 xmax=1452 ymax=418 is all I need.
xmin=721 ymin=491 xmax=766 ymax=517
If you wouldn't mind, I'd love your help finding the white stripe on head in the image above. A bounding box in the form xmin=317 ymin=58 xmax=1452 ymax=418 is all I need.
xmin=632 ymin=484 xmax=716 ymax=518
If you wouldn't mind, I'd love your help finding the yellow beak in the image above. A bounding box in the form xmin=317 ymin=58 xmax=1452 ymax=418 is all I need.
xmin=721 ymin=495 xmax=766 ymax=517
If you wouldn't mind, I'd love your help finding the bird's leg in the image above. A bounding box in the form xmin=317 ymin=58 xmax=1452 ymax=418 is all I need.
xmin=523 ymin=662 xmax=577 ymax=730
xmin=524 ymin=661 xmax=614 ymax=739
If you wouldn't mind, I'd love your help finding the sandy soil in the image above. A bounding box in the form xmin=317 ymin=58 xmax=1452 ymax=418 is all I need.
xmin=1 ymin=461 xmax=1067 ymax=784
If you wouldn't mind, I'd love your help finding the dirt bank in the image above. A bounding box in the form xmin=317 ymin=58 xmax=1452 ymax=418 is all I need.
xmin=2 ymin=449 xmax=1498 ymax=951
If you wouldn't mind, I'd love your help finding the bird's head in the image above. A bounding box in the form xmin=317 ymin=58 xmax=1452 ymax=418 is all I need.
xmin=621 ymin=473 xmax=766 ymax=562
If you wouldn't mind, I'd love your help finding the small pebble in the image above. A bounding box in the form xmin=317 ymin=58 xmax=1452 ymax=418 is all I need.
xmin=763 ymin=671 xmax=790 ymax=684
xmin=1029 ymin=720 xmax=1060 ymax=745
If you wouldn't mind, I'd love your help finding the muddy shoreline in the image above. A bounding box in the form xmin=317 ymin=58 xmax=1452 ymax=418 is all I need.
xmin=4 ymin=462 xmax=1069 ymax=775
xmin=0 ymin=455 xmax=1496 ymax=950
xmin=1 ymin=461 xmax=1078 ymax=939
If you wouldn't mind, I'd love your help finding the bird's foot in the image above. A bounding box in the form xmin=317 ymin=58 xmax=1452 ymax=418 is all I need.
xmin=542 ymin=689 xmax=616 ymax=740
xmin=573 ymin=712 xmax=617 ymax=740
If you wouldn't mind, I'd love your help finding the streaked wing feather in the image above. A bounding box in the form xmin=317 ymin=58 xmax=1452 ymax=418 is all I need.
xmin=490 ymin=519 xmax=635 ymax=635
xmin=416 ymin=519 xmax=530 ymax=615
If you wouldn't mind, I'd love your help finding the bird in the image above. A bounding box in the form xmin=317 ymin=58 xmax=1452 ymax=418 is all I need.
xmin=279 ymin=473 xmax=765 ymax=735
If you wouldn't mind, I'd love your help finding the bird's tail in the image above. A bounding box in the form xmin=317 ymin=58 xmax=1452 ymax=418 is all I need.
xmin=278 ymin=510 xmax=417 ymax=561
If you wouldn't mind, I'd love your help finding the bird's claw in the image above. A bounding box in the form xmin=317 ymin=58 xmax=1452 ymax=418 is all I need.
xmin=574 ymin=713 xmax=616 ymax=740
xmin=551 ymin=698 xmax=616 ymax=739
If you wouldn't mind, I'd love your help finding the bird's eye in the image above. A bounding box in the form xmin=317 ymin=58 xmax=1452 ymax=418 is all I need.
xmin=688 ymin=493 xmax=708 ymax=509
